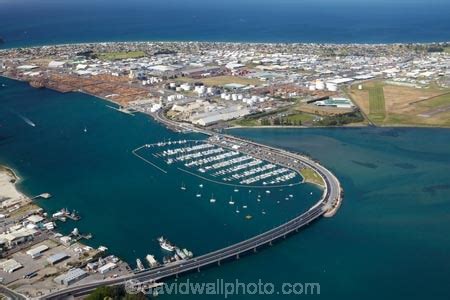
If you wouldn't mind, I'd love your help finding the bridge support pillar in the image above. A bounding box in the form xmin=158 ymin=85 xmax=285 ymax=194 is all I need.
xmin=176 ymin=273 xmax=178 ymax=279
xmin=197 ymin=267 xmax=200 ymax=273
xmin=218 ymin=261 xmax=221 ymax=266
xmin=236 ymin=254 xmax=240 ymax=260
xmin=253 ymin=248 xmax=257 ymax=253
xmin=269 ymin=241 xmax=273 ymax=246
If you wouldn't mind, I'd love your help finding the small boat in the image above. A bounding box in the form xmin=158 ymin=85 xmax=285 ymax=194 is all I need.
xmin=289 ymin=194 xmax=293 ymax=198
xmin=158 ymin=236 xmax=175 ymax=252
xmin=136 ymin=258 xmax=145 ymax=271
xmin=310 ymin=192 xmax=313 ymax=195
xmin=180 ymin=182 xmax=186 ymax=191
xmin=196 ymin=193 xmax=202 ymax=198
xmin=210 ymin=194 xmax=216 ymax=203
xmin=199 ymin=184 xmax=203 ymax=188
xmin=236 ymin=209 xmax=240 ymax=213
xmin=234 ymin=188 xmax=239 ymax=192
xmin=242 ymin=205 xmax=247 ymax=209
xmin=228 ymin=197 xmax=235 ymax=205
xmin=245 ymin=215 xmax=252 ymax=220
xmin=84 ymin=127 xmax=88 ymax=133
xmin=262 ymin=211 xmax=266 ymax=215
xmin=266 ymin=190 xmax=271 ymax=194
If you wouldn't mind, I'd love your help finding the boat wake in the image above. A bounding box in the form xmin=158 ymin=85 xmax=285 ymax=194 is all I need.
xmin=17 ymin=113 xmax=36 ymax=127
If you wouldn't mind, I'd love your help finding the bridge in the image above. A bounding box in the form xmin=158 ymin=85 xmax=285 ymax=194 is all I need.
xmin=41 ymin=113 xmax=342 ymax=300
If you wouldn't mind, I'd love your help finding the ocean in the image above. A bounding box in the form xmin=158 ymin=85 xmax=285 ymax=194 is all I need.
xmin=1 ymin=0 xmax=450 ymax=49
xmin=1 ymin=76 xmax=450 ymax=299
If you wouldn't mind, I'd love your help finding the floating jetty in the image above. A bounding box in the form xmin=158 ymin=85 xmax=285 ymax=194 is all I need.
xmin=134 ymin=139 xmax=303 ymax=188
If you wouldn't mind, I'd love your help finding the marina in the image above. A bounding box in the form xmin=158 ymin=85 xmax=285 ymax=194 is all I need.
xmin=133 ymin=137 xmax=304 ymax=189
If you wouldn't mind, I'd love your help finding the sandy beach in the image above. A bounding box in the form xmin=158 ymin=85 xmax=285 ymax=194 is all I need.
xmin=0 ymin=166 xmax=25 ymax=207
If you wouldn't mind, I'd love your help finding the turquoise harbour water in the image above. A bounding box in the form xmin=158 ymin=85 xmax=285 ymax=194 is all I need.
xmin=1 ymin=76 xmax=450 ymax=299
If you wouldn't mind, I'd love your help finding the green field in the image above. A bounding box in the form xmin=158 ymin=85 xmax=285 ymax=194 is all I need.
xmin=300 ymin=168 xmax=325 ymax=187
xmin=97 ymin=51 xmax=146 ymax=60
xmin=285 ymin=112 xmax=315 ymax=124
xmin=368 ymin=84 xmax=386 ymax=123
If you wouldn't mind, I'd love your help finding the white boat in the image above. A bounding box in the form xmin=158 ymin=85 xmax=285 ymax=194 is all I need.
xmin=196 ymin=193 xmax=202 ymax=198
xmin=266 ymin=190 xmax=271 ymax=194
xmin=180 ymin=182 xmax=186 ymax=191
xmin=84 ymin=127 xmax=88 ymax=133
xmin=199 ymin=184 xmax=203 ymax=188
xmin=242 ymin=205 xmax=247 ymax=209
xmin=158 ymin=236 xmax=175 ymax=252
xmin=145 ymin=254 xmax=159 ymax=268
xmin=228 ymin=197 xmax=235 ymax=205
xmin=136 ymin=258 xmax=145 ymax=271
xmin=234 ymin=188 xmax=239 ymax=192
xmin=210 ymin=194 xmax=216 ymax=203
xmin=236 ymin=209 xmax=240 ymax=213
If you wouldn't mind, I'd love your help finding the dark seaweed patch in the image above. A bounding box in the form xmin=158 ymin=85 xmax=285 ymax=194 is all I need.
xmin=351 ymin=160 xmax=378 ymax=169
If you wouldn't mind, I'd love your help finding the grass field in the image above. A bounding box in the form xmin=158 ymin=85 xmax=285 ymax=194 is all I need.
xmin=285 ymin=112 xmax=315 ymax=124
xmin=176 ymin=75 xmax=261 ymax=87
xmin=300 ymin=168 xmax=325 ymax=187
xmin=97 ymin=51 xmax=146 ymax=60
xmin=368 ymin=83 xmax=386 ymax=123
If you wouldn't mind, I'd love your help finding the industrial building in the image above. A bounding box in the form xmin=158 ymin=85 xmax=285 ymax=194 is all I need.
xmin=53 ymin=268 xmax=88 ymax=286
xmin=47 ymin=252 xmax=70 ymax=265
xmin=98 ymin=262 xmax=117 ymax=274
xmin=0 ymin=226 xmax=37 ymax=248
xmin=314 ymin=97 xmax=355 ymax=109
xmin=26 ymin=244 xmax=49 ymax=259
xmin=191 ymin=106 xmax=251 ymax=126
xmin=0 ymin=259 xmax=23 ymax=273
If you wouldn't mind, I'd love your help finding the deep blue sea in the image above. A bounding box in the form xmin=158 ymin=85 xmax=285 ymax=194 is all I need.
xmin=1 ymin=76 xmax=450 ymax=299
xmin=1 ymin=0 xmax=450 ymax=48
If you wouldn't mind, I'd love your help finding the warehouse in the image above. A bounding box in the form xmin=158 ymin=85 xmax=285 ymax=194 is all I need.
xmin=26 ymin=244 xmax=49 ymax=259
xmin=54 ymin=268 xmax=88 ymax=286
xmin=0 ymin=259 xmax=23 ymax=273
xmin=47 ymin=252 xmax=70 ymax=265
xmin=98 ymin=262 xmax=117 ymax=274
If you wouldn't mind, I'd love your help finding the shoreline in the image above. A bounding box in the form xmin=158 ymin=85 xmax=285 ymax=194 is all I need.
xmin=2 ymin=75 xmax=450 ymax=130
xmin=2 ymin=39 xmax=450 ymax=52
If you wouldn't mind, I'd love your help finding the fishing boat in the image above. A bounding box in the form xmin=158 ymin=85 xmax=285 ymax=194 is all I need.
xmin=158 ymin=236 xmax=175 ymax=252
xmin=228 ymin=196 xmax=235 ymax=205
xmin=84 ymin=127 xmax=88 ymax=133
xmin=180 ymin=182 xmax=186 ymax=191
